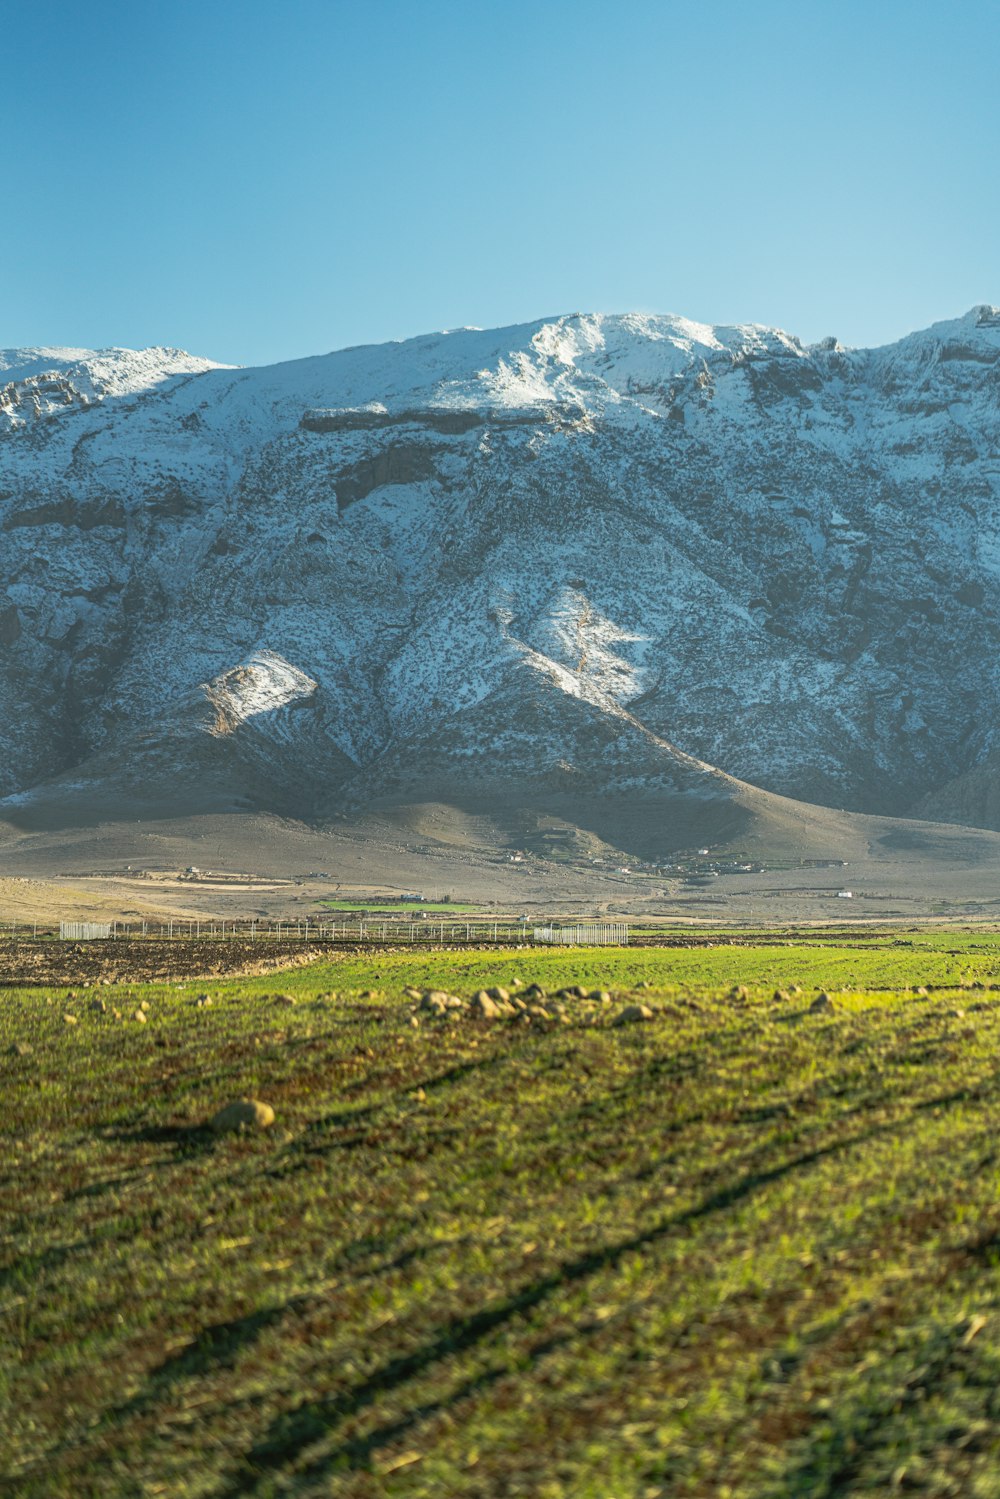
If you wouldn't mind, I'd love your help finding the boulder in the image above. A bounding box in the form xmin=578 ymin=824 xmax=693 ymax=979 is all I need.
xmin=209 ymin=1099 xmax=275 ymax=1133
xmin=613 ymin=1003 xmax=654 ymax=1025
xmin=470 ymin=991 xmax=501 ymax=1019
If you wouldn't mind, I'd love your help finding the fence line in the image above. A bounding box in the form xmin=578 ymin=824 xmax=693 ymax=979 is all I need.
xmin=2 ymin=918 xmax=631 ymax=947
xmin=59 ymin=921 xmax=112 ymax=941
xmin=533 ymin=923 xmax=630 ymax=946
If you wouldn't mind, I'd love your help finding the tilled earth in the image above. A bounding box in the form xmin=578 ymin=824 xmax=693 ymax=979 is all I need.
xmin=0 ymin=938 xmax=360 ymax=986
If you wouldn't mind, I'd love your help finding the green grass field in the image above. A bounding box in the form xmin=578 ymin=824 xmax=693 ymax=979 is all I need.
xmin=316 ymin=901 xmax=483 ymax=913
xmin=6 ymin=934 xmax=1000 ymax=1496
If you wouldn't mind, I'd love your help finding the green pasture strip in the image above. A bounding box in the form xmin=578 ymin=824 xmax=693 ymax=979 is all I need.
xmin=4 ymin=940 xmax=1000 ymax=1495
xmin=316 ymin=901 xmax=483 ymax=913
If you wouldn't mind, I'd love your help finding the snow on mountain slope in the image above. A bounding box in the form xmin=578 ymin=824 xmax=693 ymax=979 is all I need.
xmin=0 ymin=346 xmax=229 ymax=430
xmin=2 ymin=307 xmax=1000 ymax=848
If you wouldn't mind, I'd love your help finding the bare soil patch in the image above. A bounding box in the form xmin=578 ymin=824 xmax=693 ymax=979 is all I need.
xmin=0 ymin=939 xmax=349 ymax=986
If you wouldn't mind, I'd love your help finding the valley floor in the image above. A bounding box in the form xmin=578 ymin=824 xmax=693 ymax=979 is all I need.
xmin=5 ymin=937 xmax=1000 ymax=1495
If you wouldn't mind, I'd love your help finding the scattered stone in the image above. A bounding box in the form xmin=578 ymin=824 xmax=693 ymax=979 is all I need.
xmin=773 ymin=990 xmax=790 ymax=1003
xmin=560 ymin=985 xmax=586 ymax=1000
xmin=410 ymin=1088 xmax=426 ymax=1103
xmin=810 ymin=992 xmax=834 ymax=1014
xmin=66 ymin=991 xmax=77 ymax=1001
xmin=913 ymin=986 xmax=929 ymax=997
xmin=523 ymin=984 xmax=546 ymax=999
xmin=403 ymin=986 xmax=423 ymax=1001
xmin=422 ymin=990 xmax=450 ymax=1006
xmin=275 ymin=994 xmax=296 ymax=1006
xmin=613 ymin=1004 xmax=654 ymax=1025
xmin=789 ymin=985 xmax=802 ymax=995
xmin=486 ymin=986 xmax=510 ymax=1003
xmin=408 ymin=1015 xmax=420 ymax=1028
xmin=510 ymin=976 xmax=523 ymax=988
xmin=729 ymin=986 xmax=750 ymax=1002
xmin=945 ymin=1007 xmax=965 ymax=1019
xmin=90 ymin=998 xmax=107 ymax=1013
xmin=209 ymin=1099 xmax=275 ymax=1133
xmin=134 ymin=1009 xmax=147 ymax=1023
xmin=11 ymin=1041 xmax=33 ymax=1056
xmin=195 ymin=995 xmax=213 ymax=1008
xmin=511 ymin=996 xmax=527 ymax=1012
xmin=527 ymin=1004 xmax=550 ymax=1019
xmin=470 ymin=991 xmax=501 ymax=1019
xmin=63 ymin=1013 xmax=78 ymax=1025
xmin=588 ymin=990 xmax=611 ymax=1004
xmin=140 ymin=999 xmax=150 ymax=1011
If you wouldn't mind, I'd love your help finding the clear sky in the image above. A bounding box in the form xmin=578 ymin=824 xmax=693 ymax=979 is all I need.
xmin=5 ymin=0 xmax=998 ymax=366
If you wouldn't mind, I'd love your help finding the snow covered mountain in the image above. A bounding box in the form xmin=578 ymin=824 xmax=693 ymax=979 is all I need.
xmin=2 ymin=307 xmax=1000 ymax=852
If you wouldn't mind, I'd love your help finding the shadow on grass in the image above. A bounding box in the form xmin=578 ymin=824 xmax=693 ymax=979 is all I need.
xmin=273 ymin=1052 xmax=508 ymax=1169
xmin=0 ymin=1238 xmax=94 ymax=1293
xmin=214 ymin=1119 xmax=900 ymax=1494
xmin=101 ymin=1122 xmax=219 ymax=1161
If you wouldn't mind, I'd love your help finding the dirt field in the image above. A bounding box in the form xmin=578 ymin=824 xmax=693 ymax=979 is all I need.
xmin=0 ymin=939 xmax=351 ymax=986
xmin=7 ymin=801 xmax=1000 ymax=926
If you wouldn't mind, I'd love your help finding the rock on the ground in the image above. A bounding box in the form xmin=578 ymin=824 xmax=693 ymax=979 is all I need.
xmin=810 ymin=992 xmax=835 ymax=1013
xmin=613 ymin=1003 xmax=655 ymax=1025
xmin=209 ymin=1099 xmax=276 ymax=1133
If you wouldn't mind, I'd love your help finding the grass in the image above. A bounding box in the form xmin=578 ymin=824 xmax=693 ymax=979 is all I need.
xmin=316 ymin=901 xmax=483 ymax=913
xmin=5 ymin=934 xmax=1000 ymax=1495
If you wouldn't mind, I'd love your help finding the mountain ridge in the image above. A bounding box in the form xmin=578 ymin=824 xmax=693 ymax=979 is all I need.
xmin=2 ymin=305 xmax=1000 ymax=871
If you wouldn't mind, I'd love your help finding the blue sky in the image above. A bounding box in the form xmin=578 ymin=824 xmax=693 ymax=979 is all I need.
xmin=5 ymin=0 xmax=998 ymax=365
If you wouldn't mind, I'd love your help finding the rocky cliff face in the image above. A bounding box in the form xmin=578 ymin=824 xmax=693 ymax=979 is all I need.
xmin=2 ymin=308 xmax=999 ymax=842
